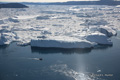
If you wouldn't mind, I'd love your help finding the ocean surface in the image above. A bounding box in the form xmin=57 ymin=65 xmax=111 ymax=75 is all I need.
xmin=0 ymin=31 xmax=120 ymax=80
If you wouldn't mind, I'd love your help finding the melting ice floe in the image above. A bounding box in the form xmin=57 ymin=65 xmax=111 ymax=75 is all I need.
xmin=0 ymin=5 xmax=119 ymax=48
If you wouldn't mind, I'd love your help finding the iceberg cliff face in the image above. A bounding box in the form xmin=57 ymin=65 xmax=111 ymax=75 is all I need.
xmin=31 ymin=36 xmax=96 ymax=48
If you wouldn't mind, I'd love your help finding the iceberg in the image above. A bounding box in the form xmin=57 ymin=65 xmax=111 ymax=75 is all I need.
xmin=31 ymin=36 xmax=96 ymax=48
xmin=99 ymin=26 xmax=117 ymax=37
xmin=86 ymin=33 xmax=113 ymax=45
xmin=89 ymin=26 xmax=117 ymax=37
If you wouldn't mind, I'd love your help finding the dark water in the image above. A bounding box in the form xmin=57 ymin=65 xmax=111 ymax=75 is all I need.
xmin=0 ymin=32 xmax=120 ymax=80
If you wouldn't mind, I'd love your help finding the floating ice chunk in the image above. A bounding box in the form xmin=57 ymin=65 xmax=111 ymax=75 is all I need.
xmin=13 ymin=15 xmax=38 ymax=20
xmin=100 ymin=7 xmax=113 ymax=11
xmin=69 ymin=6 xmax=80 ymax=10
xmin=76 ymin=12 xmax=103 ymax=18
xmin=99 ymin=26 xmax=117 ymax=37
xmin=16 ymin=42 xmax=30 ymax=46
xmin=36 ymin=16 xmax=50 ymax=20
xmin=86 ymin=33 xmax=113 ymax=45
xmin=89 ymin=26 xmax=117 ymax=37
xmin=51 ymin=15 xmax=71 ymax=19
xmin=83 ymin=19 xmax=108 ymax=26
xmin=52 ymin=24 xmax=63 ymax=27
xmin=31 ymin=36 xmax=96 ymax=48
xmin=0 ymin=33 xmax=15 ymax=45
xmin=56 ymin=17 xmax=71 ymax=19
xmin=8 ymin=18 xmax=19 ymax=23
xmin=0 ymin=26 xmax=10 ymax=33
xmin=28 ymin=58 xmax=42 ymax=61
xmin=97 ymin=70 xmax=101 ymax=73
xmin=0 ymin=20 xmax=4 ymax=24
xmin=116 ymin=5 xmax=120 ymax=8
xmin=69 ymin=6 xmax=94 ymax=12
xmin=76 ymin=13 xmax=91 ymax=17
xmin=69 ymin=6 xmax=80 ymax=12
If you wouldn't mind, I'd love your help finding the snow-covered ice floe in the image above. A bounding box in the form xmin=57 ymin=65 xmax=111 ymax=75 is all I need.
xmin=0 ymin=33 xmax=15 ymax=45
xmin=85 ymin=33 xmax=113 ymax=45
xmin=0 ymin=5 xmax=120 ymax=48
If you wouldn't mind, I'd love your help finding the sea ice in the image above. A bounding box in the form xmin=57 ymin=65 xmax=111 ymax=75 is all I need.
xmin=99 ymin=26 xmax=117 ymax=37
xmin=0 ymin=20 xmax=4 ymax=24
xmin=7 ymin=18 xmax=19 ymax=23
xmin=0 ymin=33 xmax=15 ymax=45
xmin=0 ymin=5 xmax=119 ymax=48
xmin=36 ymin=16 xmax=50 ymax=20
xmin=86 ymin=33 xmax=113 ymax=45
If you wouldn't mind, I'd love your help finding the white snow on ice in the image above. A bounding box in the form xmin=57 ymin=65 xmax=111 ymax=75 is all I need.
xmin=0 ymin=5 xmax=120 ymax=48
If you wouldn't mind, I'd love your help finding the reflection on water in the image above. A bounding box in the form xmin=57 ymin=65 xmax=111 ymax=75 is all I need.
xmin=0 ymin=45 xmax=9 ymax=50
xmin=31 ymin=47 xmax=92 ymax=54
xmin=31 ymin=44 xmax=112 ymax=54
xmin=93 ymin=44 xmax=112 ymax=50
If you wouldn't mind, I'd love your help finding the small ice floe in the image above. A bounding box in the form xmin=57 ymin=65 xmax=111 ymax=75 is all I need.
xmin=0 ymin=20 xmax=4 ymax=24
xmin=36 ymin=16 xmax=50 ymax=20
xmin=99 ymin=26 xmax=117 ymax=37
xmin=0 ymin=33 xmax=15 ymax=45
xmin=116 ymin=5 xmax=120 ymax=8
xmin=8 ymin=18 xmax=19 ymax=23
xmin=83 ymin=19 xmax=108 ymax=26
xmin=16 ymin=42 xmax=30 ymax=46
xmin=28 ymin=58 xmax=43 ymax=61
xmin=13 ymin=15 xmax=38 ymax=20
xmin=37 ymin=35 xmax=47 ymax=39
xmin=97 ymin=70 xmax=101 ymax=73
xmin=85 ymin=33 xmax=113 ymax=45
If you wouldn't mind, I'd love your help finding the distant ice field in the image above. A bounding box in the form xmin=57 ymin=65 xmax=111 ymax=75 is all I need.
xmin=0 ymin=5 xmax=120 ymax=48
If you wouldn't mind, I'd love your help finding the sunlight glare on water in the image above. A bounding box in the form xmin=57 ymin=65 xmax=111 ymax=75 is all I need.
xmin=50 ymin=64 xmax=96 ymax=80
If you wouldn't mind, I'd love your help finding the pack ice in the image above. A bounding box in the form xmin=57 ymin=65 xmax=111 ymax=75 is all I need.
xmin=0 ymin=5 xmax=119 ymax=48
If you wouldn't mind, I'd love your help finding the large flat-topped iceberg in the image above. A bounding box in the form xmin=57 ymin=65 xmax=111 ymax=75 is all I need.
xmin=31 ymin=36 xmax=96 ymax=48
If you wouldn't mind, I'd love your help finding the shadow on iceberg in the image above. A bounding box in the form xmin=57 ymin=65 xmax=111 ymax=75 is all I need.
xmin=31 ymin=47 xmax=93 ymax=54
